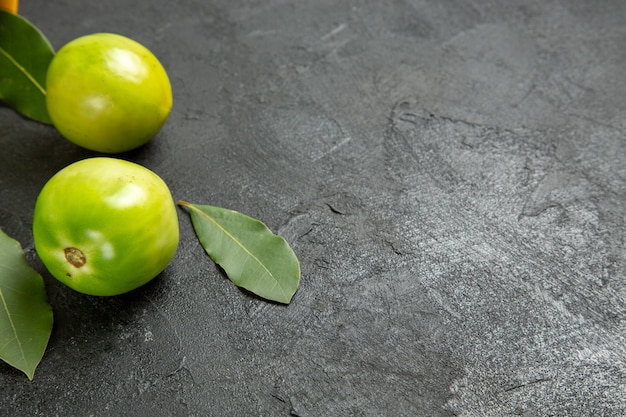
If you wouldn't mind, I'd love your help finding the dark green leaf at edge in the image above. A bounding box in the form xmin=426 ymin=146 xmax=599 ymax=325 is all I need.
xmin=0 ymin=228 xmax=53 ymax=380
xmin=179 ymin=201 xmax=301 ymax=304
xmin=0 ymin=9 xmax=54 ymax=123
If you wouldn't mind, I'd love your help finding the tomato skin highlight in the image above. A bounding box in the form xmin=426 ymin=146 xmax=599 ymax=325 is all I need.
xmin=32 ymin=158 xmax=179 ymax=296
xmin=45 ymin=33 xmax=172 ymax=153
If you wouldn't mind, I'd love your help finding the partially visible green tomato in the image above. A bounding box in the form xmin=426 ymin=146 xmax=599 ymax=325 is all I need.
xmin=45 ymin=33 xmax=172 ymax=153
xmin=33 ymin=157 xmax=179 ymax=296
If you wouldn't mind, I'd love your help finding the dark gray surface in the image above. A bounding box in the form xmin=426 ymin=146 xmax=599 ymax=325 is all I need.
xmin=1 ymin=1 xmax=625 ymax=416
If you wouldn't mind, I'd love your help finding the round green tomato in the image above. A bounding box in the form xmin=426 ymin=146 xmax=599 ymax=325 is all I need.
xmin=33 ymin=157 xmax=179 ymax=296
xmin=45 ymin=33 xmax=172 ymax=153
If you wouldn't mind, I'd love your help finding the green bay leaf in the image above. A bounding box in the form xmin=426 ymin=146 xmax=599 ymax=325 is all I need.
xmin=0 ymin=228 xmax=53 ymax=380
xmin=179 ymin=201 xmax=300 ymax=304
xmin=0 ymin=9 xmax=54 ymax=123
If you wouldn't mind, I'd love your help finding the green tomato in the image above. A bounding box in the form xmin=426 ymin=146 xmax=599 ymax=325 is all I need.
xmin=33 ymin=157 xmax=179 ymax=296
xmin=45 ymin=33 xmax=172 ymax=153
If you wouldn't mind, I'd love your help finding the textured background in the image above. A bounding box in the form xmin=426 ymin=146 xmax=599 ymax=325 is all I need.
xmin=1 ymin=1 xmax=625 ymax=416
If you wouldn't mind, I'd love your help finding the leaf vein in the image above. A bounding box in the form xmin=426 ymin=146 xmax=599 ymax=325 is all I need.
xmin=0 ymin=46 xmax=46 ymax=96
xmin=0 ymin=288 xmax=27 ymax=366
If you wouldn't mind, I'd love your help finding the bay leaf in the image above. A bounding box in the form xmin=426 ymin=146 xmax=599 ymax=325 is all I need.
xmin=0 ymin=228 xmax=53 ymax=380
xmin=0 ymin=9 xmax=54 ymax=123
xmin=179 ymin=201 xmax=300 ymax=304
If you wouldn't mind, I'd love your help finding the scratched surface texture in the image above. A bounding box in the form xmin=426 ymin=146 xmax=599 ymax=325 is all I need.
xmin=1 ymin=1 xmax=625 ymax=416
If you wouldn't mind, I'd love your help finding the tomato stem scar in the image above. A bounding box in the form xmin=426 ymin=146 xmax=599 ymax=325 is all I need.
xmin=64 ymin=247 xmax=86 ymax=268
